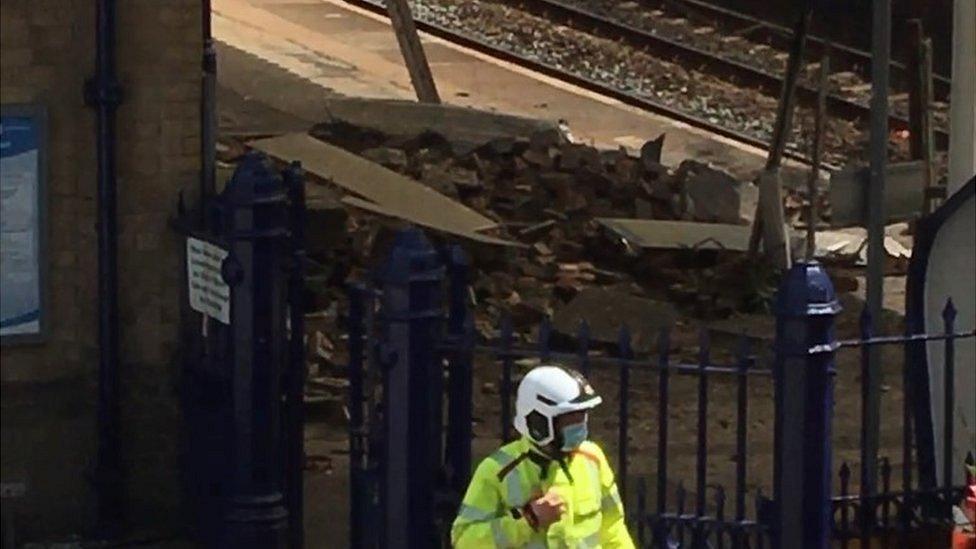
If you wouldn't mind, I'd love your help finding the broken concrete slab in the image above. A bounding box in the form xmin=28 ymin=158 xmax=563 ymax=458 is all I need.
xmin=812 ymin=227 xmax=912 ymax=268
xmin=340 ymin=196 xmax=520 ymax=247
xmin=596 ymin=218 xmax=753 ymax=251
xmin=551 ymin=287 xmax=677 ymax=352
xmin=829 ymin=160 xmax=928 ymax=227
xmin=340 ymin=195 xmax=517 ymax=247
xmin=676 ymin=160 xmax=758 ymax=224
xmin=250 ymin=132 xmax=497 ymax=234
xmin=313 ymin=97 xmax=560 ymax=155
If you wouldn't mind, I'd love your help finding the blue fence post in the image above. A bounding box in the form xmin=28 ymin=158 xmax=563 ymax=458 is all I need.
xmin=219 ymin=151 xmax=290 ymax=547
xmin=283 ymin=161 xmax=306 ymax=549
xmin=377 ymin=227 xmax=445 ymax=548
xmin=616 ymin=326 xmax=632 ymax=508
xmin=445 ymin=245 xmax=473 ymax=503
xmin=772 ymin=261 xmax=840 ymax=549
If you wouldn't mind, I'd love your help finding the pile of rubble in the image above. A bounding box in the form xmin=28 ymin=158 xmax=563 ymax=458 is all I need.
xmin=300 ymin=111 xmax=784 ymax=344
xmin=218 ymin=100 xmax=914 ymax=400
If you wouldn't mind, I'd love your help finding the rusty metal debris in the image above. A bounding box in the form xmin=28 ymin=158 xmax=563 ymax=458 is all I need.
xmin=596 ymin=219 xmax=753 ymax=251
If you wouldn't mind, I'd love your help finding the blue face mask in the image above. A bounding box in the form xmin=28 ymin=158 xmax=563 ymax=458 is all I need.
xmin=559 ymin=421 xmax=588 ymax=451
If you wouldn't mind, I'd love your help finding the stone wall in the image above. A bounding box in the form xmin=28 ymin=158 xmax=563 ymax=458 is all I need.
xmin=1 ymin=0 xmax=201 ymax=539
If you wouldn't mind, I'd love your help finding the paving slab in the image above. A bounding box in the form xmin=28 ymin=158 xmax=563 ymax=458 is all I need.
xmin=250 ymin=133 xmax=510 ymax=245
xmin=596 ymin=218 xmax=753 ymax=251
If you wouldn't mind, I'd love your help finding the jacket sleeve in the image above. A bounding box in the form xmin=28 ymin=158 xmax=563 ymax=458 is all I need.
xmin=596 ymin=447 xmax=636 ymax=549
xmin=451 ymin=458 xmax=536 ymax=548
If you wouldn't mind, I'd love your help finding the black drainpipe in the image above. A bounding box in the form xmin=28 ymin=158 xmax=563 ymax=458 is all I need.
xmin=202 ymin=0 xmax=216 ymax=217
xmin=85 ymin=0 xmax=123 ymax=532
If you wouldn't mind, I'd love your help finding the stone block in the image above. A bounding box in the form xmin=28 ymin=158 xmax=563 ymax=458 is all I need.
xmin=676 ymin=160 xmax=757 ymax=225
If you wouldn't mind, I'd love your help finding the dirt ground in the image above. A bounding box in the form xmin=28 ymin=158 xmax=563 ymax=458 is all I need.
xmin=299 ymin=274 xmax=914 ymax=546
xmin=464 ymin=279 xmax=912 ymax=511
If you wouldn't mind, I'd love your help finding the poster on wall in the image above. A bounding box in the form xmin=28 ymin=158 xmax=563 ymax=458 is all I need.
xmin=1 ymin=105 xmax=47 ymax=342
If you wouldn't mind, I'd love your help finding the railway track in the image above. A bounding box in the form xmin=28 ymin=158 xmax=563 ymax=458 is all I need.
xmin=495 ymin=0 xmax=949 ymax=150
xmin=344 ymin=0 xmax=820 ymax=166
xmin=642 ymin=0 xmax=952 ymax=102
xmin=346 ymin=0 xmax=951 ymax=167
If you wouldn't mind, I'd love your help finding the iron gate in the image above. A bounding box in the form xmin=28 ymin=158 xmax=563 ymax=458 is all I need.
xmin=174 ymin=151 xmax=308 ymax=548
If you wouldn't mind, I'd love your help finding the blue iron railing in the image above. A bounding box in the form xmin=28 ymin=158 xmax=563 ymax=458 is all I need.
xmin=174 ymin=152 xmax=307 ymax=547
xmin=829 ymin=299 xmax=976 ymax=547
xmin=346 ymin=228 xmax=973 ymax=549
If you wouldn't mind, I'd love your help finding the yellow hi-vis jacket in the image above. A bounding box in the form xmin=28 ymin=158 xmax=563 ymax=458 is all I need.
xmin=451 ymin=437 xmax=635 ymax=548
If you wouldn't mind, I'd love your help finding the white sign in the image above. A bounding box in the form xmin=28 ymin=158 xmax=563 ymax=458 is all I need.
xmin=186 ymin=237 xmax=231 ymax=324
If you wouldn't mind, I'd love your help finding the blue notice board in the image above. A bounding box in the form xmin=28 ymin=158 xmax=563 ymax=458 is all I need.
xmin=1 ymin=105 xmax=47 ymax=342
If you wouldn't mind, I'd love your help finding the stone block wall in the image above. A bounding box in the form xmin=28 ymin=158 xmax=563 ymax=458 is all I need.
xmin=1 ymin=0 xmax=201 ymax=539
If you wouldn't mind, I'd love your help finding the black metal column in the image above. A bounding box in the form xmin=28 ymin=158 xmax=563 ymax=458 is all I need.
xmin=86 ymin=0 xmax=124 ymax=532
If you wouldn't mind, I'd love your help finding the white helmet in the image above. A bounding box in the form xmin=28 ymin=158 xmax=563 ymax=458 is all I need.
xmin=513 ymin=365 xmax=602 ymax=447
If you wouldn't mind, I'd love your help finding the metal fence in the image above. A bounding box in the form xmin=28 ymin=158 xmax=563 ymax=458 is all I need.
xmin=829 ymin=299 xmax=975 ymax=546
xmin=175 ymin=152 xmax=308 ymax=547
xmin=346 ymin=227 xmax=974 ymax=548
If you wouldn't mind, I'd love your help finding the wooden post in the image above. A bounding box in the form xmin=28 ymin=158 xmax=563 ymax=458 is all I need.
xmin=747 ymin=2 xmax=813 ymax=261
xmin=908 ymin=20 xmax=937 ymax=214
xmin=805 ymin=47 xmax=830 ymax=260
xmin=908 ymin=20 xmax=925 ymax=160
xmin=386 ymin=0 xmax=441 ymax=103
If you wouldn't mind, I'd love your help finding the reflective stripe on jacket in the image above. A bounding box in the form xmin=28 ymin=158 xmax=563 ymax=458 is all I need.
xmin=451 ymin=438 xmax=635 ymax=548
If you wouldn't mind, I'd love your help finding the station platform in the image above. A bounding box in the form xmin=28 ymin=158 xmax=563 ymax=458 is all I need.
xmin=212 ymin=0 xmax=810 ymax=182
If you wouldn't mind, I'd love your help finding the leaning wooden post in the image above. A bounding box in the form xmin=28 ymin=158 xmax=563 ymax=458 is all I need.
xmin=386 ymin=0 xmax=441 ymax=103
xmin=747 ymin=0 xmax=813 ymax=262
xmin=907 ymin=20 xmax=937 ymax=214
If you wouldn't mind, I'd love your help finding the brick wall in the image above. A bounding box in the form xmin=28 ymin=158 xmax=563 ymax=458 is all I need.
xmin=1 ymin=0 xmax=201 ymax=539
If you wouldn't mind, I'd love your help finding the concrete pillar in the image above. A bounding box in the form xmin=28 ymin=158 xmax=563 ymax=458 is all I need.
xmin=948 ymin=0 xmax=976 ymax=194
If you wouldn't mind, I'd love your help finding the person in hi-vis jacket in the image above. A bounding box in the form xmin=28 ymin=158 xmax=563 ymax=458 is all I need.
xmin=452 ymin=365 xmax=635 ymax=548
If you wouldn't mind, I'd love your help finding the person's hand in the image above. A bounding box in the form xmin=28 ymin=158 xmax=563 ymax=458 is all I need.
xmin=527 ymin=490 xmax=566 ymax=528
